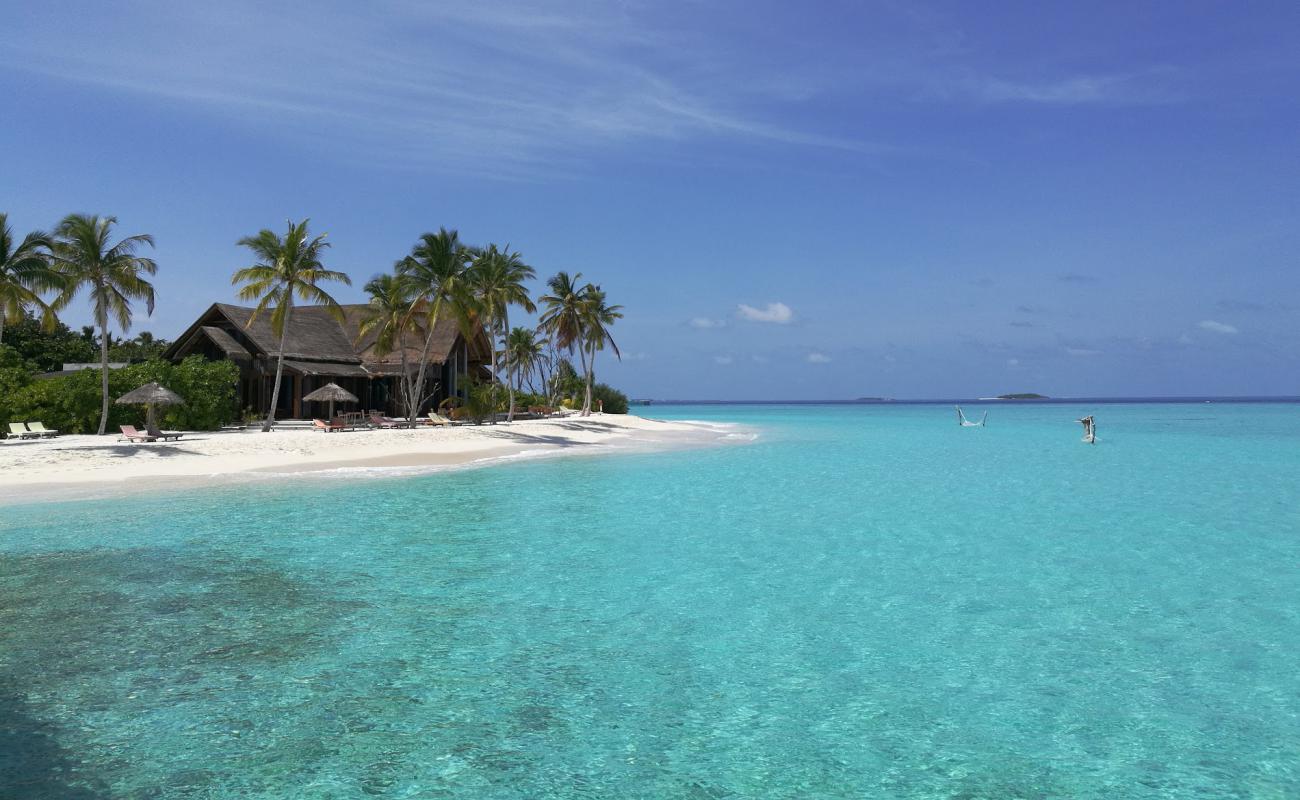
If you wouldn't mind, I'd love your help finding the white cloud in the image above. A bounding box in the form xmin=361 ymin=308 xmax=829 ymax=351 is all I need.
xmin=1007 ymin=358 xmax=1020 ymax=367
xmin=806 ymin=352 xmax=832 ymax=364
xmin=689 ymin=317 xmax=726 ymax=329
xmin=1178 ymin=333 xmax=1194 ymax=346
xmin=751 ymin=354 xmax=769 ymax=364
xmin=1065 ymin=347 xmax=1101 ymax=357
xmin=1197 ymin=320 xmax=1239 ymax=335
xmin=713 ymin=355 xmax=734 ymax=365
xmin=737 ymin=302 xmax=793 ymax=324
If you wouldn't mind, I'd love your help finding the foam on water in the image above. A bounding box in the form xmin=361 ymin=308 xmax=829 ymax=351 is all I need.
xmin=1 ymin=402 xmax=1297 ymax=798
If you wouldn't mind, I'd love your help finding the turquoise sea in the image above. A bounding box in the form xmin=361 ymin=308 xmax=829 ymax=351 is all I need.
xmin=2 ymin=402 xmax=1298 ymax=798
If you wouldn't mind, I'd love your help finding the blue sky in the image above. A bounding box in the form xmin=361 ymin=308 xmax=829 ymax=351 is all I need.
xmin=3 ymin=1 xmax=1297 ymax=399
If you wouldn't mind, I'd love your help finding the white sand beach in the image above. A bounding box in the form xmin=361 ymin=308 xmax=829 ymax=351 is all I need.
xmin=0 ymin=414 xmax=739 ymax=502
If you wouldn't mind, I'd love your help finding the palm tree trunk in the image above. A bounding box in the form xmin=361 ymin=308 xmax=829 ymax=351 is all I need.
xmin=263 ymin=304 xmax=293 ymax=433
xmin=0 ymin=308 xmax=6 ymax=345
xmin=503 ymin=310 xmax=517 ymax=422
xmin=578 ymin=340 xmax=592 ymax=416
xmin=485 ymin=313 xmax=498 ymax=424
xmin=397 ymin=330 xmax=410 ymax=421
xmin=96 ymin=305 xmax=110 ymax=435
xmin=583 ymin=341 xmax=596 ymax=416
xmin=409 ymin=309 xmax=439 ymax=428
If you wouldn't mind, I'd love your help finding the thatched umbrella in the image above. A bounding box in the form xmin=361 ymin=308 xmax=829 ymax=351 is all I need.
xmin=302 ymin=382 xmax=358 ymax=420
xmin=116 ymin=382 xmax=184 ymax=437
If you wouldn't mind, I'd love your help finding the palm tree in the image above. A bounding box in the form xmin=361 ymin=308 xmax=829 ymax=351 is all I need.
xmin=538 ymin=271 xmax=587 ymax=408
xmin=396 ymin=228 xmax=473 ymax=426
xmin=0 ymin=214 xmax=61 ymax=345
xmin=231 ymin=219 xmax=350 ymax=432
xmin=357 ymin=273 xmax=420 ymax=417
xmin=49 ymin=215 xmax=157 ymax=435
xmin=504 ymin=326 xmax=544 ymax=398
xmin=468 ymin=244 xmax=536 ymax=422
xmin=578 ymin=285 xmax=622 ymax=415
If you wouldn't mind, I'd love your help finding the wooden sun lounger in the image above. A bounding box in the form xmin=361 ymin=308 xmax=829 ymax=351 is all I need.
xmin=313 ymin=418 xmax=345 ymax=432
xmin=369 ymin=414 xmax=403 ymax=429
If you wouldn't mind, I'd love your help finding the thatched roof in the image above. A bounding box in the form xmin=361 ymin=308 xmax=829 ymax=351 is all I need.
xmin=302 ymin=382 xmax=359 ymax=403
xmin=165 ymin=303 xmax=490 ymax=373
xmin=199 ymin=326 xmax=252 ymax=360
xmin=215 ymin=303 xmax=361 ymax=363
xmin=116 ymin=382 xmax=184 ymax=405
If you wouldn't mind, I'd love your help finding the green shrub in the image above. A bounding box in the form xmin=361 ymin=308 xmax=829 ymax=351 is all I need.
xmin=591 ymin=383 xmax=629 ymax=414
xmin=2 ymin=356 xmax=239 ymax=433
xmin=461 ymin=377 xmax=503 ymax=424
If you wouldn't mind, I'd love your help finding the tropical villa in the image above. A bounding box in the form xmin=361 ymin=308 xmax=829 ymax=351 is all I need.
xmin=163 ymin=303 xmax=491 ymax=419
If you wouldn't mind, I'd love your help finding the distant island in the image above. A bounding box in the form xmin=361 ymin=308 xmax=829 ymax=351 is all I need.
xmin=994 ymin=393 xmax=1049 ymax=400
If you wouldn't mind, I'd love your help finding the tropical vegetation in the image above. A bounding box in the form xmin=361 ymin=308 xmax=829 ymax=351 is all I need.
xmin=231 ymin=219 xmax=350 ymax=432
xmin=48 ymin=214 xmax=158 ymax=435
xmin=2 ymin=209 xmax=628 ymax=435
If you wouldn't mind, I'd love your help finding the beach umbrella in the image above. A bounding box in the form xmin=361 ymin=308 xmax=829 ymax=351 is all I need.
xmin=302 ymin=382 xmax=358 ymax=420
xmin=115 ymin=382 xmax=184 ymax=437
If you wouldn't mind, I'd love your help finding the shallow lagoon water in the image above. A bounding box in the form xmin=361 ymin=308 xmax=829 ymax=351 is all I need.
xmin=2 ymin=403 xmax=1298 ymax=798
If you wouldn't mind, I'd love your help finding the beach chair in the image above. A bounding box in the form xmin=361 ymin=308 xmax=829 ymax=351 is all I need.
xmin=119 ymin=425 xmax=158 ymax=443
xmin=313 ymin=418 xmax=344 ymax=432
xmin=7 ymin=422 xmax=39 ymax=440
xmin=27 ymin=421 xmax=59 ymax=438
xmin=155 ymin=431 xmax=184 ymax=442
xmin=426 ymin=412 xmax=452 ymax=426
xmin=369 ymin=414 xmax=402 ymax=429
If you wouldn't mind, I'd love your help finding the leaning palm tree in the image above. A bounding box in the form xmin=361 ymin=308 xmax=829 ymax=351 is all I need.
xmin=356 ymin=273 xmax=421 ymax=418
xmin=504 ymin=326 xmax=544 ymax=399
xmin=49 ymin=215 xmax=157 ymax=435
xmin=538 ymin=271 xmax=587 ymax=407
xmin=396 ymin=228 xmax=473 ymax=426
xmin=468 ymin=244 xmax=536 ymax=422
xmin=578 ymin=285 xmax=622 ymax=415
xmin=231 ymin=219 xmax=350 ymax=432
xmin=0 ymin=214 xmax=62 ymax=344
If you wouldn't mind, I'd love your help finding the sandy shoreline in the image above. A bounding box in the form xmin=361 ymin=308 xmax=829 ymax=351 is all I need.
xmin=0 ymin=414 xmax=746 ymax=504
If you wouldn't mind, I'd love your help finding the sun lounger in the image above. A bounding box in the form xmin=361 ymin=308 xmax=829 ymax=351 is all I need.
xmin=369 ymin=414 xmax=403 ymax=429
xmin=313 ymin=418 xmax=345 ymax=432
xmin=7 ymin=422 xmax=39 ymax=440
xmin=119 ymin=425 xmax=157 ymax=443
xmin=154 ymin=431 xmax=184 ymax=442
xmin=426 ymin=413 xmax=452 ymax=426
xmin=26 ymin=422 xmax=59 ymax=438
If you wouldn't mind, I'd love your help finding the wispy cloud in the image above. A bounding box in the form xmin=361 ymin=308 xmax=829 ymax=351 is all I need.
xmin=737 ymin=302 xmax=793 ymax=324
xmin=1198 ymin=320 xmax=1239 ymax=334
xmin=1065 ymin=347 xmax=1101 ymax=357
xmin=1059 ymin=273 xmax=1098 ymax=284
xmin=689 ymin=317 xmax=727 ymax=329
xmin=0 ymin=1 xmax=883 ymax=177
xmin=806 ymin=352 xmax=832 ymax=364
xmin=950 ymin=69 xmax=1182 ymax=106
xmin=713 ymin=354 xmax=734 ymax=365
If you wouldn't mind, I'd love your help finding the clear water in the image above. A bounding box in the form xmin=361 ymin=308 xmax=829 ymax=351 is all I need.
xmin=2 ymin=403 xmax=1298 ymax=798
